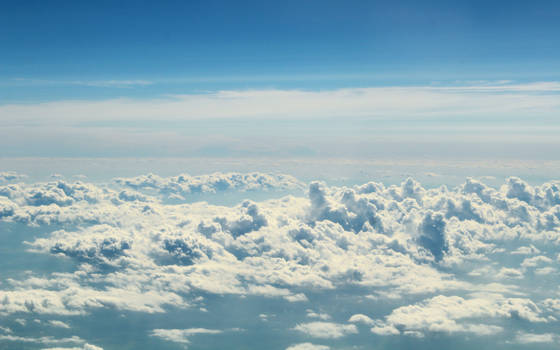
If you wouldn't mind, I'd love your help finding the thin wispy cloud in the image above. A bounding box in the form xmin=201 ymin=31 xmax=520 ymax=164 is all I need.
xmin=1 ymin=82 xmax=560 ymax=127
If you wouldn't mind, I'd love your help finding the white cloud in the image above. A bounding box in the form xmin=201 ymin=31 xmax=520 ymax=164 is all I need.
xmin=292 ymin=322 xmax=358 ymax=339
xmin=543 ymin=298 xmax=560 ymax=312
xmin=284 ymin=293 xmax=308 ymax=302
xmin=370 ymin=324 xmax=400 ymax=336
xmin=285 ymin=343 xmax=330 ymax=350
xmin=1 ymin=175 xmax=559 ymax=311
xmin=259 ymin=313 xmax=273 ymax=321
xmin=114 ymin=172 xmax=304 ymax=198
xmin=306 ymin=310 xmax=331 ymax=320
xmin=511 ymin=245 xmax=541 ymax=255
xmin=535 ymin=267 xmax=557 ymax=275
xmin=2 ymin=84 xmax=560 ymax=126
xmin=0 ymin=171 xmax=27 ymax=182
xmin=496 ymin=267 xmax=523 ymax=280
xmin=1 ymin=174 xmax=560 ymax=345
xmin=150 ymin=328 xmax=223 ymax=345
xmin=48 ymin=320 xmax=71 ymax=329
xmin=42 ymin=345 xmax=103 ymax=350
xmin=0 ymin=334 xmax=84 ymax=345
xmin=371 ymin=294 xmax=546 ymax=336
xmin=514 ymin=331 xmax=556 ymax=344
xmin=521 ymin=256 xmax=553 ymax=268
xmin=0 ymin=282 xmax=188 ymax=316
xmin=3 ymin=83 xmax=560 ymax=158
xmin=348 ymin=314 xmax=375 ymax=325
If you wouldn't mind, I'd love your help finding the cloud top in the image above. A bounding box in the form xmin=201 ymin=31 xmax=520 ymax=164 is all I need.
xmin=1 ymin=173 xmax=559 ymax=347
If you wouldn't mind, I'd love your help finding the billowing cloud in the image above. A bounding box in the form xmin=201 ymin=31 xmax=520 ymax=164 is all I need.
xmin=348 ymin=314 xmax=375 ymax=325
xmin=370 ymin=294 xmax=547 ymax=337
xmin=0 ymin=171 xmax=27 ymax=182
xmin=0 ymin=173 xmax=559 ymax=347
xmin=114 ymin=172 xmax=304 ymax=199
xmin=150 ymin=328 xmax=224 ymax=345
xmin=292 ymin=322 xmax=358 ymax=339
xmin=514 ymin=332 xmax=556 ymax=344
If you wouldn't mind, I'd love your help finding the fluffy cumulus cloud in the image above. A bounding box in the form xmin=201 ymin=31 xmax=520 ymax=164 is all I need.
xmin=0 ymin=171 xmax=27 ymax=183
xmin=514 ymin=332 xmax=557 ymax=344
xmin=348 ymin=314 xmax=375 ymax=325
xmin=0 ymin=173 xmax=560 ymax=348
xmin=150 ymin=328 xmax=223 ymax=345
xmin=114 ymin=172 xmax=304 ymax=199
xmin=292 ymin=322 xmax=358 ymax=339
xmin=369 ymin=294 xmax=548 ymax=337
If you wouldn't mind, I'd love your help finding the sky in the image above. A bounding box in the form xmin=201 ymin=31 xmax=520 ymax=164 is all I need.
xmin=1 ymin=2 xmax=560 ymax=350
xmin=1 ymin=0 xmax=560 ymax=162
xmin=2 ymin=0 xmax=560 ymax=100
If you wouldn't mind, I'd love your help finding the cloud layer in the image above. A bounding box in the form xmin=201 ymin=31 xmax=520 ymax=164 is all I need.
xmin=2 ymin=83 xmax=560 ymax=125
xmin=0 ymin=172 xmax=559 ymax=348
xmin=2 ymin=83 xmax=560 ymax=158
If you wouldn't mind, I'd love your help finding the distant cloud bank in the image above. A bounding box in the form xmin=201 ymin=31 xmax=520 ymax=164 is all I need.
xmin=2 ymin=83 xmax=560 ymax=125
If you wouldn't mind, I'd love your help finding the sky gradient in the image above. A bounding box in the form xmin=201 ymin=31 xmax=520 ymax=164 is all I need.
xmin=2 ymin=0 xmax=560 ymax=101
xmin=2 ymin=0 xmax=560 ymax=160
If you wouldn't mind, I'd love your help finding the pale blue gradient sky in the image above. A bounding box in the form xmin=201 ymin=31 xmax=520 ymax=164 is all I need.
xmin=1 ymin=1 xmax=560 ymax=160
xmin=1 ymin=0 xmax=560 ymax=102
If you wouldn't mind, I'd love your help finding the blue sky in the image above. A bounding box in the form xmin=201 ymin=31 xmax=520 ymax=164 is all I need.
xmin=1 ymin=0 xmax=560 ymax=160
xmin=2 ymin=0 xmax=560 ymax=101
